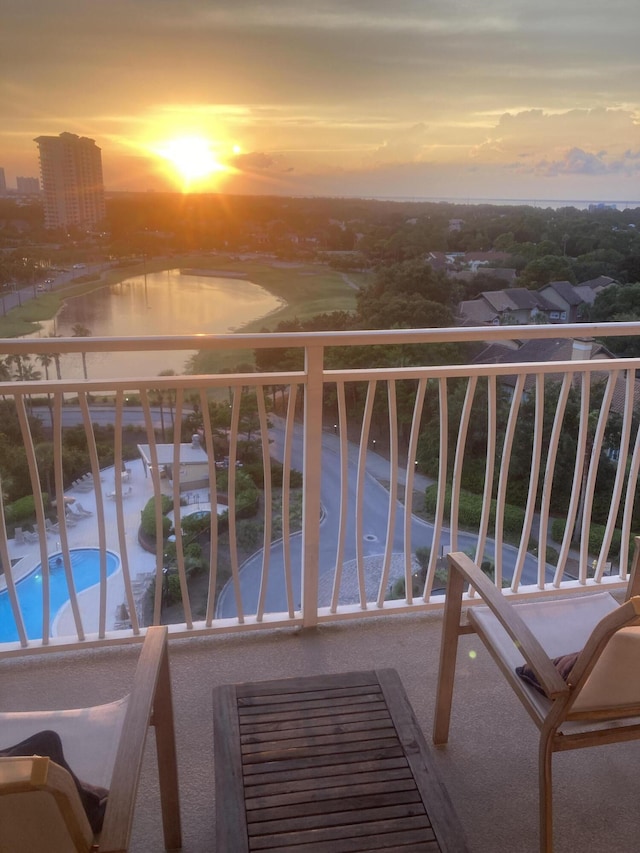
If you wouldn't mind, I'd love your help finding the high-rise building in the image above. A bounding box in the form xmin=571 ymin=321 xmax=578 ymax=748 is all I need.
xmin=16 ymin=176 xmax=40 ymax=195
xmin=34 ymin=132 xmax=105 ymax=229
xmin=0 ymin=167 xmax=6 ymax=195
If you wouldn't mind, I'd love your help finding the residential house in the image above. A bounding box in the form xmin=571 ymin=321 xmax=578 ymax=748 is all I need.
xmin=538 ymin=280 xmax=586 ymax=323
xmin=458 ymin=287 xmax=555 ymax=326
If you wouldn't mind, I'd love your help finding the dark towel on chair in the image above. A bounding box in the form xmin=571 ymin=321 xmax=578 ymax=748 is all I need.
xmin=0 ymin=729 xmax=108 ymax=833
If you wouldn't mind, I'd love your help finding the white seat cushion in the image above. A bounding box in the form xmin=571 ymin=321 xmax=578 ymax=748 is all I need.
xmin=572 ymin=626 xmax=640 ymax=713
xmin=0 ymin=697 xmax=128 ymax=789
xmin=470 ymin=592 xmax=619 ymax=668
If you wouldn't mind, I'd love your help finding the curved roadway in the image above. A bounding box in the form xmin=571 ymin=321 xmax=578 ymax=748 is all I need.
xmin=216 ymin=418 xmax=548 ymax=618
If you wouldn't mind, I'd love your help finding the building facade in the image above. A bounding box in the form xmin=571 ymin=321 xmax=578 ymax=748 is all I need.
xmin=16 ymin=176 xmax=40 ymax=195
xmin=34 ymin=132 xmax=105 ymax=229
xmin=0 ymin=167 xmax=6 ymax=195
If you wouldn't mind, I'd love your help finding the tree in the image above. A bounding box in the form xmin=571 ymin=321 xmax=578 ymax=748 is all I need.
xmin=46 ymin=335 xmax=63 ymax=380
xmin=72 ymin=323 xmax=91 ymax=380
xmin=518 ymin=255 xmax=576 ymax=289
xmin=587 ymin=283 xmax=640 ymax=356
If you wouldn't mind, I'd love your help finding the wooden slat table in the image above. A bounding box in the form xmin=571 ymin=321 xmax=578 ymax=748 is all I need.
xmin=213 ymin=669 xmax=469 ymax=852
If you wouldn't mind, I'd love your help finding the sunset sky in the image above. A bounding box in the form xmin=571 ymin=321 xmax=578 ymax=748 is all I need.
xmin=2 ymin=0 xmax=640 ymax=202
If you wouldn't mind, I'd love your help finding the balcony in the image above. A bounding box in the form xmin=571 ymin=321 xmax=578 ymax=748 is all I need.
xmin=4 ymin=610 xmax=639 ymax=852
xmin=2 ymin=323 xmax=640 ymax=850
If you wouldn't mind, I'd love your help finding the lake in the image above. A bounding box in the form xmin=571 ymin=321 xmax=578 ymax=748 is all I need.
xmin=28 ymin=269 xmax=283 ymax=381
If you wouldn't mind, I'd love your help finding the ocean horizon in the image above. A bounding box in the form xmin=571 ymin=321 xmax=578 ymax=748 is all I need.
xmin=364 ymin=195 xmax=640 ymax=211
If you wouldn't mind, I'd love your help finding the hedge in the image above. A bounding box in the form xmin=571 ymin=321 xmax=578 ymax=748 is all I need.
xmin=424 ymin=485 xmax=525 ymax=536
xmin=5 ymin=493 xmax=50 ymax=526
xmin=140 ymin=495 xmax=173 ymax=540
xmin=550 ymin=517 xmax=626 ymax=557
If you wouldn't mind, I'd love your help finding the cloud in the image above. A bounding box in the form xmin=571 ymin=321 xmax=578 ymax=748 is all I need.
xmin=230 ymin=151 xmax=276 ymax=171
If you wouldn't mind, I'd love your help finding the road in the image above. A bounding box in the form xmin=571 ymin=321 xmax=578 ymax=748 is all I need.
xmin=31 ymin=405 xmax=164 ymax=429
xmin=1 ymin=261 xmax=111 ymax=317
xmin=216 ymin=417 xmax=546 ymax=618
xmin=28 ymin=404 xmax=547 ymax=617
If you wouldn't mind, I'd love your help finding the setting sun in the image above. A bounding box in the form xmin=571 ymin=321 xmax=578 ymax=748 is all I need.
xmin=153 ymin=135 xmax=227 ymax=189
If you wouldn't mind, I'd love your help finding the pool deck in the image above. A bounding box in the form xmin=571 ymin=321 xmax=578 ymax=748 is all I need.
xmin=4 ymin=459 xmax=213 ymax=637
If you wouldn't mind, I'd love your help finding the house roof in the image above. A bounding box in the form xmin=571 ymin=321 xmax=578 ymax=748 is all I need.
xmin=458 ymin=299 xmax=499 ymax=325
xmin=542 ymin=280 xmax=584 ymax=306
xmin=474 ymin=336 xmax=613 ymax=366
xmin=137 ymin=442 xmax=209 ymax=466
xmin=573 ymin=284 xmax=599 ymax=305
xmin=578 ymin=275 xmax=617 ymax=291
xmin=480 ymin=288 xmax=554 ymax=314
xmin=472 ymin=337 xmax=639 ymax=416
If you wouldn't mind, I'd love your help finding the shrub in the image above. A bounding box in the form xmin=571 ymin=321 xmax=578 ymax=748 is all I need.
xmin=181 ymin=512 xmax=211 ymax=536
xmin=140 ymin=494 xmax=172 ymax=540
xmin=550 ymin=518 xmax=630 ymax=559
xmin=424 ymin=484 xmax=525 ymax=535
xmin=5 ymin=493 xmax=50 ymax=525
xmin=388 ymin=574 xmax=423 ymax=600
xmin=242 ymin=460 xmax=302 ymax=489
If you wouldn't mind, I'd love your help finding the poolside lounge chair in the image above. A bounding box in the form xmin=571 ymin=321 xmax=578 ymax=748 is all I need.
xmin=74 ymin=502 xmax=93 ymax=518
xmin=23 ymin=530 xmax=39 ymax=543
xmin=433 ymin=538 xmax=640 ymax=852
xmin=34 ymin=523 xmax=52 ymax=539
xmin=0 ymin=626 xmax=181 ymax=853
xmin=13 ymin=527 xmax=25 ymax=545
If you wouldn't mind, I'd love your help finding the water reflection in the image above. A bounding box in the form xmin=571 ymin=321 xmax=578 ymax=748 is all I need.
xmin=28 ymin=269 xmax=282 ymax=380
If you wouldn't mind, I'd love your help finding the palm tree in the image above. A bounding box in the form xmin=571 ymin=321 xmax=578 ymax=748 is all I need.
xmin=0 ymin=358 xmax=11 ymax=382
xmin=36 ymin=353 xmax=54 ymax=427
xmin=72 ymin=323 xmax=91 ymax=380
xmin=21 ymin=361 xmax=42 ymax=416
xmin=0 ymin=357 xmax=11 ymax=401
xmin=37 ymin=353 xmax=53 ymax=380
xmin=158 ymin=369 xmax=176 ymax=430
xmin=47 ymin=335 xmax=63 ymax=380
xmin=6 ymin=354 xmax=25 ymax=381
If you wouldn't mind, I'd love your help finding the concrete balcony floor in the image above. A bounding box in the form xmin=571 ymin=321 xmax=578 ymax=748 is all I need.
xmin=3 ymin=611 xmax=638 ymax=853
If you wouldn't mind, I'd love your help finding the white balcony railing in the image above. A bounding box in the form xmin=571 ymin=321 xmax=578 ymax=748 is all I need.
xmin=1 ymin=322 xmax=640 ymax=657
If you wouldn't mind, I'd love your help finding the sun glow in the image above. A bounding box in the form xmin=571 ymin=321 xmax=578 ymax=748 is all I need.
xmin=153 ymin=135 xmax=227 ymax=188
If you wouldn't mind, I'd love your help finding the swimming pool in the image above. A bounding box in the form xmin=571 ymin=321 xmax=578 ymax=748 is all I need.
xmin=0 ymin=548 xmax=120 ymax=643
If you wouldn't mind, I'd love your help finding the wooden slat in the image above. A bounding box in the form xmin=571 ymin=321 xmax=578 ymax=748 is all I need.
xmin=243 ymin=754 xmax=409 ymax=786
xmin=249 ymin=815 xmax=434 ymax=849
xmin=245 ymin=766 xmax=414 ymax=798
xmin=245 ymin=790 xmax=424 ymax=823
xmin=247 ymin=801 xmax=428 ymax=835
xmin=213 ymin=669 xmax=469 ymax=853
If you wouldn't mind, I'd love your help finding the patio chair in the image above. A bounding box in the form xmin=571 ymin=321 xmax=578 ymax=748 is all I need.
xmin=23 ymin=530 xmax=39 ymax=543
xmin=14 ymin=527 xmax=25 ymax=545
xmin=0 ymin=626 xmax=181 ymax=853
xmin=433 ymin=538 xmax=640 ymax=852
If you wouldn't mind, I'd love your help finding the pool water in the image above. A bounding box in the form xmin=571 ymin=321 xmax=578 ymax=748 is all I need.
xmin=0 ymin=548 xmax=119 ymax=643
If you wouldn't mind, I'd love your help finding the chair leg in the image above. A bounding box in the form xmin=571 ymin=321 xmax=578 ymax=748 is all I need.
xmin=539 ymin=732 xmax=554 ymax=853
xmin=153 ymin=642 xmax=182 ymax=851
xmin=433 ymin=559 xmax=465 ymax=745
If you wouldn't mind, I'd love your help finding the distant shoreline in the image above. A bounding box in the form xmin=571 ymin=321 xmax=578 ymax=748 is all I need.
xmin=180 ymin=268 xmax=248 ymax=279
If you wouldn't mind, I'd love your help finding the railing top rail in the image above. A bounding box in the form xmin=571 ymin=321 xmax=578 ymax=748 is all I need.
xmin=2 ymin=320 xmax=640 ymax=355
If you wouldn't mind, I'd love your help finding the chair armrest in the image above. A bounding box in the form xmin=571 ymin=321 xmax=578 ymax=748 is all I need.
xmin=448 ymin=552 xmax=569 ymax=699
xmin=99 ymin=627 xmax=170 ymax=852
xmin=0 ymin=756 xmax=95 ymax=851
